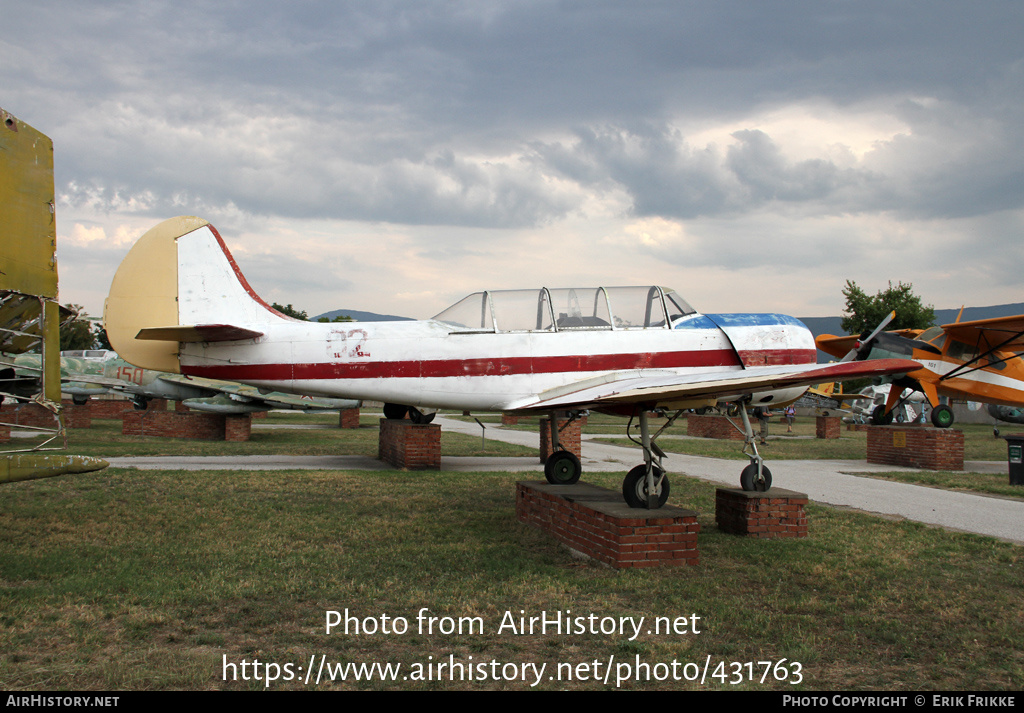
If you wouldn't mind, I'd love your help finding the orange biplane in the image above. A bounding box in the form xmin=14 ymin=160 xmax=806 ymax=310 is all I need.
xmin=816 ymin=314 xmax=1024 ymax=428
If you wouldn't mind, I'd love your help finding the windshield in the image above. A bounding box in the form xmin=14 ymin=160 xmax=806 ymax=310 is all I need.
xmin=434 ymin=286 xmax=695 ymax=333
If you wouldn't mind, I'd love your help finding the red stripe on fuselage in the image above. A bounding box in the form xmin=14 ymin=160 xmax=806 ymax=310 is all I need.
xmin=180 ymin=348 xmax=813 ymax=382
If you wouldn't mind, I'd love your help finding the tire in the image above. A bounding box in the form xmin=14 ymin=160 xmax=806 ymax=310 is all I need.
xmin=740 ymin=463 xmax=772 ymax=492
xmin=383 ymin=403 xmax=409 ymax=420
xmin=622 ymin=464 xmax=669 ymax=508
xmin=408 ymin=407 xmax=435 ymax=424
xmin=931 ymin=404 xmax=954 ymax=428
xmin=544 ymin=450 xmax=582 ymax=485
xmin=871 ymin=404 xmax=894 ymax=426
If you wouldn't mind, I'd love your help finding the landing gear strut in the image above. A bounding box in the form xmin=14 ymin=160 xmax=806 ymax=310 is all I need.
xmin=622 ymin=408 xmax=682 ymax=508
xmin=735 ymin=402 xmax=772 ymax=491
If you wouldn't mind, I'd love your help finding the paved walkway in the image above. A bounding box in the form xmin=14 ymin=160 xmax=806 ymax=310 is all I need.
xmin=104 ymin=415 xmax=1024 ymax=544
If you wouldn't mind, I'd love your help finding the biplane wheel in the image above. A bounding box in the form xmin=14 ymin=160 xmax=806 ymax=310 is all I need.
xmin=544 ymin=450 xmax=581 ymax=485
xmin=740 ymin=463 xmax=772 ymax=492
xmin=870 ymin=405 xmax=894 ymax=426
xmin=931 ymin=404 xmax=955 ymax=428
xmin=383 ymin=403 xmax=409 ymax=420
xmin=622 ymin=464 xmax=669 ymax=508
xmin=408 ymin=407 xmax=435 ymax=424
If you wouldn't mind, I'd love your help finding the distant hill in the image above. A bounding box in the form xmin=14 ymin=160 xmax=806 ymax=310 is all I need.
xmin=312 ymin=309 xmax=414 ymax=323
xmin=801 ymin=302 xmax=1024 ymax=362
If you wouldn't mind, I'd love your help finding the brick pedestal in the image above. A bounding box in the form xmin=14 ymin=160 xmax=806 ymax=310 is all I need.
xmin=89 ymin=399 xmax=134 ymax=419
xmin=815 ymin=415 xmax=840 ymax=439
xmin=501 ymin=413 xmax=522 ymax=426
xmin=517 ymin=481 xmax=699 ymax=568
xmin=339 ymin=408 xmax=360 ymax=429
xmin=716 ymin=488 xmax=808 ymax=538
xmin=0 ymin=403 xmax=61 ymax=429
xmin=539 ymin=417 xmax=582 ymax=461
xmin=866 ymin=425 xmax=964 ymax=470
xmin=378 ymin=419 xmax=441 ymax=469
xmin=0 ymin=423 xmax=10 ymax=441
xmin=686 ymin=415 xmax=745 ymax=440
xmin=122 ymin=410 xmax=229 ymax=440
xmin=225 ymin=414 xmax=252 ymax=441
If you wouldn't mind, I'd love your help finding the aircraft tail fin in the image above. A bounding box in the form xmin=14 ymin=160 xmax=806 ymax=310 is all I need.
xmin=104 ymin=216 xmax=293 ymax=372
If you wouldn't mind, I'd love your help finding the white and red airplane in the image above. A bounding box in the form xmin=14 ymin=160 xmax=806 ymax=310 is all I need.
xmin=104 ymin=217 xmax=919 ymax=508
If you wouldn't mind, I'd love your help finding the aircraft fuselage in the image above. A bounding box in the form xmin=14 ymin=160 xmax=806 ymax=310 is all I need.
xmin=179 ymin=313 xmax=817 ymax=412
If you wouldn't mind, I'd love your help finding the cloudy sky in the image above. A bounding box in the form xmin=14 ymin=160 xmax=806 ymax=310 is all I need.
xmin=5 ymin=1 xmax=1023 ymax=322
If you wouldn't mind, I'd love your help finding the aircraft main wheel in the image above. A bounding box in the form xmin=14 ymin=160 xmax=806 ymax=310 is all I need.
xmin=383 ymin=403 xmax=408 ymax=420
xmin=871 ymin=405 xmax=894 ymax=426
xmin=544 ymin=450 xmax=582 ymax=485
xmin=72 ymin=396 xmax=89 ymax=405
xmin=740 ymin=463 xmax=772 ymax=492
xmin=133 ymin=397 xmax=149 ymax=411
xmin=408 ymin=407 xmax=435 ymax=424
xmin=931 ymin=404 xmax=955 ymax=428
xmin=622 ymin=464 xmax=669 ymax=508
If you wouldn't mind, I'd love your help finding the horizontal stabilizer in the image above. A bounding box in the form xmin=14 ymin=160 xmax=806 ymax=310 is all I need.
xmin=136 ymin=324 xmax=264 ymax=343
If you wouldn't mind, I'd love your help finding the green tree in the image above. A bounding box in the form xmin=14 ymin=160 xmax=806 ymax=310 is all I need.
xmin=317 ymin=314 xmax=353 ymax=323
xmin=271 ymin=303 xmax=309 ymax=320
xmin=59 ymin=304 xmax=98 ymax=351
xmin=840 ymin=280 xmax=935 ymax=335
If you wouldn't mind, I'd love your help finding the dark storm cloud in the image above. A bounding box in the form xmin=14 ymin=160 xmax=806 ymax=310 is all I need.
xmin=5 ymin=1 xmax=1024 ymax=229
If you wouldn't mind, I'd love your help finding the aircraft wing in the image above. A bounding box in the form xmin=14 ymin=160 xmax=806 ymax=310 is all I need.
xmin=940 ymin=315 xmax=1024 ymax=352
xmin=515 ymin=358 xmax=919 ymax=411
xmin=160 ymin=374 xmax=359 ymax=412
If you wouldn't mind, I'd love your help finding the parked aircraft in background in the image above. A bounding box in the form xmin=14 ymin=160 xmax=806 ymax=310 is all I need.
xmin=831 ymin=384 xmax=927 ymax=424
xmin=2 ymin=350 xmax=361 ymax=414
xmin=104 ymin=217 xmax=919 ymax=508
xmin=816 ymin=313 xmax=1024 ymax=428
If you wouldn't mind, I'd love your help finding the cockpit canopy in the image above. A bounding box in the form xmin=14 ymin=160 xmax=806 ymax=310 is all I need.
xmin=433 ymin=286 xmax=695 ymax=333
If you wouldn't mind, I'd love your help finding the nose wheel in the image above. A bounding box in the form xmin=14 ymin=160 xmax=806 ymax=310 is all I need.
xmin=740 ymin=463 xmax=772 ymax=491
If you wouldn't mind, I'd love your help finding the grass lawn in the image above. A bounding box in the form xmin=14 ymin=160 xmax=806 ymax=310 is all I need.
xmin=0 ymin=412 xmax=1021 ymax=690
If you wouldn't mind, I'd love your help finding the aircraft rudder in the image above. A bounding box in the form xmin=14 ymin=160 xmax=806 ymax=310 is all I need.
xmin=104 ymin=216 xmax=209 ymax=373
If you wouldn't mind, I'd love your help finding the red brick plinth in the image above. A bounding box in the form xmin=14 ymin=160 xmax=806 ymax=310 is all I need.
xmin=224 ymin=414 xmax=252 ymax=441
xmin=816 ymin=415 xmax=840 ymax=439
xmin=517 ymin=481 xmax=699 ymax=568
xmin=502 ymin=412 xmax=522 ymax=426
xmin=378 ymin=419 xmax=441 ymax=469
xmin=716 ymin=488 xmax=808 ymax=538
xmin=686 ymin=415 xmax=744 ymax=440
xmin=0 ymin=423 xmax=10 ymax=441
xmin=866 ymin=425 xmax=964 ymax=470
xmin=339 ymin=408 xmax=360 ymax=429
xmin=89 ymin=399 xmax=134 ymax=419
xmin=122 ymin=410 xmax=229 ymax=440
xmin=0 ymin=403 xmax=62 ymax=429
xmin=539 ymin=417 xmax=582 ymax=462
